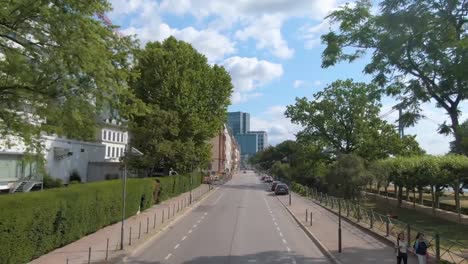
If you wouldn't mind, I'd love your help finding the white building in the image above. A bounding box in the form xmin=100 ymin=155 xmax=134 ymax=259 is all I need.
xmin=99 ymin=119 xmax=129 ymax=162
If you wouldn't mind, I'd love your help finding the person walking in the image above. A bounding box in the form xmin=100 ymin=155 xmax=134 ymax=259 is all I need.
xmin=413 ymin=232 xmax=429 ymax=264
xmin=395 ymin=232 xmax=409 ymax=264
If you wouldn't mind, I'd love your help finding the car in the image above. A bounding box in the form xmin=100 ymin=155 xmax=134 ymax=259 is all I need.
xmin=264 ymin=176 xmax=273 ymax=183
xmin=271 ymin=181 xmax=281 ymax=191
xmin=243 ymin=170 xmax=247 ymax=174
xmin=275 ymin=183 xmax=289 ymax=195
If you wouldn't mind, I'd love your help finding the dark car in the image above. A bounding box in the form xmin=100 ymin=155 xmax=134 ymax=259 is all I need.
xmin=243 ymin=170 xmax=247 ymax=174
xmin=271 ymin=181 xmax=281 ymax=191
xmin=275 ymin=183 xmax=289 ymax=195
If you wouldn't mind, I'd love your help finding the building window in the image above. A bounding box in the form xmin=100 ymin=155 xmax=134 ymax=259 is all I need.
xmin=112 ymin=132 xmax=115 ymax=142
xmin=107 ymin=146 xmax=110 ymax=157
xmin=103 ymin=130 xmax=106 ymax=140
xmin=120 ymin=148 xmax=124 ymax=157
xmin=112 ymin=147 xmax=115 ymax=157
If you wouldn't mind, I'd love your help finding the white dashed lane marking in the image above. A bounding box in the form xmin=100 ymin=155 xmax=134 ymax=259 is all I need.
xmin=182 ymin=236 xmax=187 ymax=241
xmin=174 ymin=243 xmax=180 ymax=249
xmin=164 ymin=253 xmax=172 ymax=260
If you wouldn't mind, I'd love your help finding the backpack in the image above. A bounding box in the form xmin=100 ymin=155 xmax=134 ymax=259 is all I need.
xmin=414 ymin=241 xmax=428 ymax=255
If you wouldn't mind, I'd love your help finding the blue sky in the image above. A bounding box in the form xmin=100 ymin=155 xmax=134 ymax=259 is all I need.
xmin=108 ymin=0 xmax=459 ymax=154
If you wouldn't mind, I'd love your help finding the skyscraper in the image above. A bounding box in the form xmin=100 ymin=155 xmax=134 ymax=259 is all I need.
xmin=227 ymin=111 xmax=268 ymax=164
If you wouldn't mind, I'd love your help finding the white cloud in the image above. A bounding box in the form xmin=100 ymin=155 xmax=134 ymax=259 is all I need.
xmin=293 ymin=80 xmax=305 ymax=88
xmin=299 ymin=20 xmax=330 ymax=49
xmin=223 ymin=56 xmax=283 ymax=103
xmin=235 ymin=15 xmax=294 ymax=59
xmin=313 ymin=80 xmax=323 ymax=86
xmin=231 ymin=92 xmax=263 ymax=104
xmin=251 ymin=105 xmax=302 ymax=145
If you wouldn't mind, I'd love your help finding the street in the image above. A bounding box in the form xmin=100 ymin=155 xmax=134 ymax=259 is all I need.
xmin=125 ymin=171 xmax=329 ymax=264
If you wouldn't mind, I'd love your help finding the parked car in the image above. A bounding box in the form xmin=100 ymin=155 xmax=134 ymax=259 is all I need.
xmin=275 ymin=183 xmax=289 ymax=195
xmin=271 ymin=181 xmax=281 ymax=191
xmin=243 ymin=170 xmax=247 ymax=174
xmin=264 ymin=176 xmax=273 ymax=183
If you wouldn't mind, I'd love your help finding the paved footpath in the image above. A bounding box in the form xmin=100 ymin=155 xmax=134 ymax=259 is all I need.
xmin=276 ymin=191 xmax=419 ymax=264
xmin=31 ymin=183 xmax=212 ymax=264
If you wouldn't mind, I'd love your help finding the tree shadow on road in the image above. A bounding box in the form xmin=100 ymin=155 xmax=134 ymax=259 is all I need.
xmin=125 ymin=250 xmax=330 ymax=264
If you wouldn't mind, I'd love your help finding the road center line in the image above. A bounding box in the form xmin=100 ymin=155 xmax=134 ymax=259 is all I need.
xmin=182 ymin=236 xmax=187 ymax=241
xmin=188 ymin=229 xmax=192 ymax=234
xmin=174 ymin=244 xmax=180 ymax=249
xmin=286 ymin=247 xmax=291 ymax=252
xmin=279 ymin=232 xmax=283 ymax=237
xmin=282 ymin=238 xmax=287 ymax=244
xmin=164 ymin=253 xmax=172 ymax=260
xmin=213 ymin=193 xmax=224 ymax=204
xmin=276 ymin=227 xmax=280 ymax=231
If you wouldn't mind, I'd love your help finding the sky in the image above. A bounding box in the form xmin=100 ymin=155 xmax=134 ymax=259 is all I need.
xmin=107 ymin=0 xmax=460 ymax=155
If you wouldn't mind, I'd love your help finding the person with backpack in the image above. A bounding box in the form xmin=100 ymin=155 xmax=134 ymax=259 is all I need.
xmin=395 ymin=232 xmax=409 ymax=264
xmin=413 ymin=232 xmax=429 ymax=264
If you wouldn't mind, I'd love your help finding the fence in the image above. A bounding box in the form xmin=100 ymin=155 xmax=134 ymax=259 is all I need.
xmin=291 ymin=184 xmax=468 ymax=264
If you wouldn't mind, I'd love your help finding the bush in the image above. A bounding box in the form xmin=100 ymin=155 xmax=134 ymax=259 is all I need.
xmin=42 ymin=175 xmax=63 ymax=189
xmin=0 ymin=174 xmax=202 ymax=264
xmin=69 ymin=170 xmax=82 ymax=183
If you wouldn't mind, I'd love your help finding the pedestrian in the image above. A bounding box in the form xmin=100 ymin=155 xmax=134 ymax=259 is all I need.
xmin=153 ymin=179 xmax=161 ymax=204
xmin=413 ymin=232 xmax=429 ymax=264
xmin=395 ymin=232 xmax=408 ymax=264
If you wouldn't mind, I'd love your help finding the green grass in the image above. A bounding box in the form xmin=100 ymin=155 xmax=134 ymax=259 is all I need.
xmin=363 ymin=197 xmax=468 ymax=248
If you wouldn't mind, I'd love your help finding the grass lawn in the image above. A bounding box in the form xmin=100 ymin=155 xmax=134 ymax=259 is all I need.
xmin=362 ymin=196 xmax=468 ymax=248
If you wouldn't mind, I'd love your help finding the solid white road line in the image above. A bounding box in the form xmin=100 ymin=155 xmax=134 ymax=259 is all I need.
xmin=213 ymin=193 xmax=225 ymax=204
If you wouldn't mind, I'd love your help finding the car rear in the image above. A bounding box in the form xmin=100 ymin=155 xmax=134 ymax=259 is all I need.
xmin=275 ymin=184 xmax=289 ymax=195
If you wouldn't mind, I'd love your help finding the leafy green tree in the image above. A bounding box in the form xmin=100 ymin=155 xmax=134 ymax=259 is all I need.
xmin=129 ymin=37 xmax=233 ymax=173
xmin=326 ymin=154 xmax=370 ymax=199
xmin=286 ymin=79 xmax=417 ymax=160
xmin=321 ymin=0 xmax=467 ymax=153
xmin=450 ymin=119 xmax=468 ymax=155
xmin=0 ymin=0 xmax=138 ymax=147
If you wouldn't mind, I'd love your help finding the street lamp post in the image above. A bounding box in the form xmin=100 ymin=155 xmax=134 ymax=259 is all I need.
xmin=338 ymin=198 xmax=342 ymax=253
xmin=120 ymin=143 xmax=143 ymax=250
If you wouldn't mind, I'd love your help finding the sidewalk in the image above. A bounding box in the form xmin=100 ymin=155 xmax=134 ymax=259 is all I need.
xmin=31 ymin=184 xmax=213 ymax=264
xmin=277 ymin=192 xmax=418 ymax=264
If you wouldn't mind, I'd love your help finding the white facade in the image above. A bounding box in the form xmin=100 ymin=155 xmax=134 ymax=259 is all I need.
xmin=99 ymin=119 xmax=129 ymax=162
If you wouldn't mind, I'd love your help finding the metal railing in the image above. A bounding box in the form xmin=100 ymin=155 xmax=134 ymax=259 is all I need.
xmin=292 ymin=184 xmax=468 ymax=264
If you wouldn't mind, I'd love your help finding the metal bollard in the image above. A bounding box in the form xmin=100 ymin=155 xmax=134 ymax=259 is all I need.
xmin=385 ymin=217 xmax=390 ymax=237
xmin=105 ymin=238 xmax=109 ymax=260
xmin=306 ymin=209 xmax=308 ymax=222
xmin=310 ymin=212 xmax=313 ymax=226
xmin=146 ymin=217 xmax=149 ymax=234
xmin=162 ymin=210 xmax=165 ymax=223
xmin=88 ymin=247 xmax=91 ymax=264
xmin=289 ymin=191 xmax=291 ymax=206
xmin=370 ymin=211 xmax=374 ymax=229
xmin=168 ymin=207 xmax=171 ymax=218
xmin=129 ymin=227 xmax=132 ymax=245
xmin=178 ymin=201 xmax=180 ymax=212
xmin=173 ymin=204 xmax=175 ymax=216
xmin=138 ymin=221 xmax=141 ymax=239
xmin=66 ymin=258 xmax=69 ymax=264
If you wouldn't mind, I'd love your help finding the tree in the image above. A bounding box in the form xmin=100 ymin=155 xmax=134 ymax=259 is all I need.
xmin=285 ymin=79 xmax=417 ymax=160
xmin=326 ymin=154 xmax=370 ymax=199
xmin=450 ymin=119 xmax=468 ymax=155
xmin=0 ymin=0 xmax=138 ymax=148
xmin=129 ymin=37 xmax=233 ymax=173
xmin=321 ymin=0 xmax=468 ymax=153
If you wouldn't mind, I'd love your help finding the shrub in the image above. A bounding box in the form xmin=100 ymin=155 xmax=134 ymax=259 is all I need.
xmin=0 ymin=174 xmax=202 ymax=264
xmin=42 ymin=174 xmax=63 ymax=189
xmin=68 ymin=170 xmax=82 ymax=183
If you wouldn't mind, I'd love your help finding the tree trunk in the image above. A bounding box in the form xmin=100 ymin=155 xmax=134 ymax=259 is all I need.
xmin=449 ymin=109 xmax=462 ymax=154
xmin=385 ymin=185 xmax=388 ymax=202
xmin=413 ymin=187 xmax=416 ymax=209
xmin=435 ymin=185 xmax=441 ymax=209
xmin=406 ymin=187 xmax=410 ymax=201
xmin=398 ymin=185 xmax=403 ymax=208
xmin=431 ymin=185 xmax=436 ymax=215
xmin=377 ymin=183 xmax=381 ymax=196
xmin=418 ymin=188 xmax=423 ymax=205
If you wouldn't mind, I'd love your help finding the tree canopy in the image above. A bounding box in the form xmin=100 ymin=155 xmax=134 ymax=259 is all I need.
xmin=129 ymin=37 xmax=233 ymax=174
xmin=285 ymin=79 xmax=424 ymax=160
xmin=321 ymin=0 xmax=467 ymax=153
xmin=0 ymin=0 xmax=138 ymax=148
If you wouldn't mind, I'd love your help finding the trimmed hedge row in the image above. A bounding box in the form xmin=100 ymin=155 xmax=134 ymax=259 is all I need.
xmin=0 ymin=174 xmax=202 ymax=264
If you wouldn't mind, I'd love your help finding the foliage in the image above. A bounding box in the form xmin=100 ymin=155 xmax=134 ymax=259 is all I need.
xmin=129 ymin=37 xmax=233 ymax=174
xmin=450 ymin=119 xmax=468 ymax=155
xmin=321 ymin=0 xmax=468 ymax=153
xmin=0 ymin=174 xmax=202 ymax=264
xmin=286 ymin=79 xmax=423 ymax=160
xmin=68 ymin=170 xmax=82 ymax=183
xmin=326 ymin=154 xmax=370 ymax=199
xmin=42 ymin=175 xmax=63 ymax=189
xmin=0 ymin=0 xmax=141 ymax=149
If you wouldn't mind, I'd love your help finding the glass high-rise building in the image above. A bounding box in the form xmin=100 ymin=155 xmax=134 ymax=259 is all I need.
xmin=227 ymin=112 xmax=267 ymax=161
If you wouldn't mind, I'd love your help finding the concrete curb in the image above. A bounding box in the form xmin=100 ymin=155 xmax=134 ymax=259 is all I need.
xmin=112 ymin=185 xmax=220 ymax=263
xmin=275 ymin=195 xmax=343 ymax=264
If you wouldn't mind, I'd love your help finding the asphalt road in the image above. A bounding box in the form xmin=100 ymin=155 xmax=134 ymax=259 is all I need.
xmin=125 ymin=171 xmax=329 ymax=264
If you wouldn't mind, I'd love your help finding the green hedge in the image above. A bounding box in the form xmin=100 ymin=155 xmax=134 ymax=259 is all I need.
xmin=0 ymin=174 xmax=202 ymax=264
